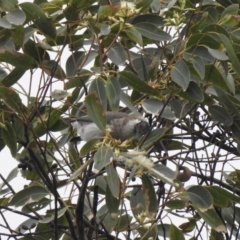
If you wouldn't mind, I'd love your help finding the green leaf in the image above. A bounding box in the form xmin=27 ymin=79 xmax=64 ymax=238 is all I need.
xmin=6 ymin=9 xmax=26 ymax=26
xmin=169 ymin=224 xmax=185 ymax=240
xmin=207 ymin=48 xmax=228 ymax=60
xmin=210 ymin=229 xmax=225 ymax=240
xmin=124 ymin=26 xmax=143 ymax=46
xmin=40 ymin=207 xmax=67 ymax=223
xmin=220 ymin=4 xmax=239 ymax=19
xmin=142 ymin=174 xmax=158 ymax=219
xmin=107 ymin=42 xmax=127 ymax=65
xmin=187 ymin=33 xmax=222 ymax=50
xmin=106 ymin=77 xmax=121 ymax=111
xmin=11 ymin=25 xmax=25 ymax=50
xmin=119 ymin=71 xmax=160 ymax=97
xmin=219 ymin=34 xmax=240 ymax=78
xmin=192 ymin=56 xmax=205 ymax=79
xmin=0 ymin=18 xmax=11 ymax=29
xmin=183 ymin=81 xmax=204 ymax=102
xmin=141 ymin=128 xmax=165 ymax=150
xmin=214 ymin=86 xmax=240 ymax=118
xmin=114 ymin=214 xmax=133 ymax=232
xmin=1 ymin=122 xmax=17 ymax=157
xmin=150 ymin=164 xmax=178 ymax=186
xmin=134 ymin=23 xmax=171 ymax=41
xmin=85 ymin=92 xmax=106 ymax=132
xmin=141 ymin=99 xmax=176 ymax=120
xmin=94 ymin=146 xmax=113 ymax=171
xmin=80 ymin=138 xmax=99 ymax=157
xmin=106 ymin=165 xmax=120 ymax=199
xmin=205 ymin=65 xmax=228 ymax=90
xmin=66 ymin=51 xmax=97 ymax=76
xmin=0 ymin=0 xmax=17 ymax=11
xmin=20 ymin=2 xmax=56 ymax=39
xmin=98 ymin=4 xmax=120 ymax=18
xmin=165 ymin=199 xmax=186 ymax=209
xmin=1 ymin=68 xmax=25 ymax=87
xmin=130 ymin=187 xmax=146 ymax=220
xmin=209 ymin=105 xmax=233 ymax=126
xmin=186 ymin=186 xmax=213 ymax=211
xmin=0 ymin=167 xmax=18 ymax=191
xmin=106 ymin=185 xmax=120 ymax=213
xmin=9 ymin=185 xmax=49 ymax=207
xmin=89 ymin=78 xmax=107 ymax=110
xmin=171 ymin=60 xmax=190 ymax=91
xmin=231 ymin=119 xmax=240 ymax=141
xmin=205 ymin=186 xmax=240 ymax=207
xmin=197 ymin=208 xmax=227 ymax=233
xmin=40 ymin=60 xmax=66 ymax=80
xmin=23 ymin=39 xmax=50 ymax=63
xmin=0 ymin=86 xmax=24 ymax=114
xmin=0 ymin=47 xmax=36 ymax=69
xmin=131 ymin=14 xmax=165 ymax=26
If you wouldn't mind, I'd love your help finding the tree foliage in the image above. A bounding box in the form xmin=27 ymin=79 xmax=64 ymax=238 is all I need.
xmin=1 ymin=0 xmax=240 ymax=239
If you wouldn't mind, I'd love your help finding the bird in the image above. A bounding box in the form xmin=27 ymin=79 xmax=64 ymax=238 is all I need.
xmin=64 ymin=111 xmax=150 ymax=142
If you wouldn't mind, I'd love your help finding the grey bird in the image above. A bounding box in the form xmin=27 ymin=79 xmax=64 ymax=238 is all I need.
xmin=64 ymin=112 xmax=150 ymax=142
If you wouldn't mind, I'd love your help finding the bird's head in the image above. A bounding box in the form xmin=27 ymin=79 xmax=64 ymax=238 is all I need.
xmin=134 ymin=120 xmax=150 ymax=139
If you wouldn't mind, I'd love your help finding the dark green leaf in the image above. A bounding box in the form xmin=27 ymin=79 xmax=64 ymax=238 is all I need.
xmin=197 ymin=208 xmax=226 ymax=233
xmin=135 ymin=23 xmax=171 ymax=41
xmin=131 ymin=14 xmax=164 ymax=26
xmin=106 ymin=165 xmax=120 ymax=199
xmin=89 ymin=78 xmax=107 ymax=110
xmin=165 ymin=199 xmax=186 ymax=209
xmin=205 ymin=65 xmax=228 ymax=90
xmin=219 ymin=34 xmax=240 ymax=78
xmin=187 ymin=33 xmax=222 ymax=50
xmin=130 ymin=187 xmax=145 ymax=220
xmin=142 ymin=174 xmax=158 ymax=219
xmin=0 ymin=47 xmax=36 ymax=69
xmin=183 ymin=81 xmax=204 ymax=102
xmin=0 ymin=0 xmax=17 ymax=11
xmin=123 ymin=26 xmax=143 ymax=46
xmin=210 ymin=229 xmax=225 ymax=240
xmin=0 ymin=86 xmax=24 ymax=113
xmin=23 ymin=39 xmax=50 ymax=63
xmin=0 ymin=167 xmax=18 ymax=191
xmin=20 ymin=2 xmax=56 ymax=39
xmin=186 ymin=186 xmax=213 ymax=211
xmin=0 ymin=68 xmax=8 ymax=81
xmin=207 ymin=48 xmax=228 ymax=60
xmin=80 ymin=138 xmax=99 ymax=156
xmin=119 ymin=71 xmax=160 ymax=97
xmin=107 ymin=43 xmax=127 ymax=65
xmin=106 ymin=185 xmax=120 ymax=213
xmin=66 ymin=51 xmax=97 ymax=76
xmin=106 ymin=77 xmax=121 ymax=111
xmin=142 ymin=99 xmax=175 ymax=120
xmin=40 ymin=60 xmax=66 ymax=80
xmin=9 ymin=185 xmax=49 ymax=207
xmin=171 ymin=60 xmax=190 ymax=90
xmin=214 ymin=86 xmax=240 ymax=118
xmin=94 ymin=146 xmax=113 ymax=171
xmin=169 ymin=224 xmax=185 ymax=240
xmin=141 ymin=128 xmax=165 ymax=150
xmin=192 ymin=56 xmax=205 ymax=79
xmin=205 ymin=186 xmax=240 ymax=207
xmin=11 ymin=25 xmax=25 ymax=50
xmin=209 ymin=105 xmax=233 ymax=126
xmin=98 ymin=4 xmax=120 ymax=18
